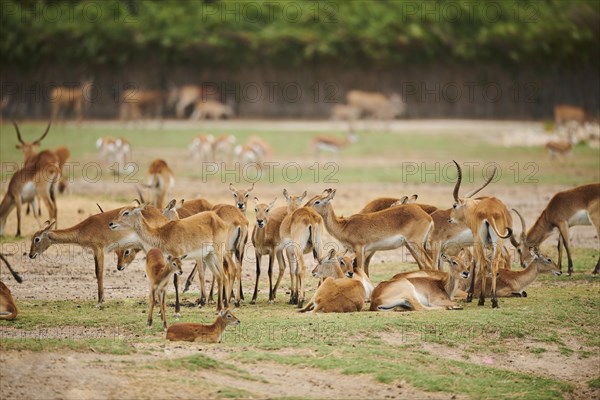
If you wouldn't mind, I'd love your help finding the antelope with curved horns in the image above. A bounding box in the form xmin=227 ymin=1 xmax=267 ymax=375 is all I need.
xmin=280 ymin=189 xmax=324 ymax=307
xmin=307 ymin=189 xmax=434 ymax=276
xmin=29 ymin=205 xmax=168 ymax=306
xmin=229 ymin=182 xmax=254 ymax=212
xmin=450 ymin=161 xmax=513 ymax=308
xmin=108 ymin=204 xmax=229 ymax=311
xmin=0 ymin=254 xmax=21 ymax=320
xmin=143 ymin=159 xmax=175 ymax=209
xmin=510 ymin=183 xmax=600 ymax=275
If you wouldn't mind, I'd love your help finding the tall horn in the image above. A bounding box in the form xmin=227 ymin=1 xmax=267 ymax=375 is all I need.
xmin=96 ymin=203 xmax=104 ymax=213
xmin=136 ymin=186 xmax=146 ymax=204
xmin=12 ymin=120 xmax=25 ymax=145
xmin=0 ymin=253 xmax=23 ymax=284
xmin=33 ymin=121 xmax=51 ymax=145
xmin=512 ymin=208 xmax=527 ymax=242
xmin=452 ymin=160 xmax=462 ymax=202
xmin=465 ymin=165 xmax=497 ymax=198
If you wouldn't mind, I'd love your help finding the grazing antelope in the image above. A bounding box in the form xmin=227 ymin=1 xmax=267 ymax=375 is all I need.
xmin=166 ymin=309 xmax=240 ymax=342
xmin=120 ymin=88 xmax=165 ymax=122
xmin=109 ymin=204 xmax=229 ymax=310
xmin=474 ymin=248 xmax=561 ymax=298
xmin=311 ymin=131 xmax=358 ymax=157
xmin=0 ymin=254 xmax=22 ymax=321
xmin=554 ymin=104 xmax=586 ymax=127
xmin=358 ymin=194 xmax=423 ymax=214
xmin=145 ymin=248 xmax=184 ymax=329
xmin=250 ymin=197 xmax=289 ymax=304
xmin=0 ymin=149 xmax=60 ymax=237
xmin=299 ymin=249 xmax=369 ymax=313
xmin=369 ymin=253 xmax=469 ymax=311
xmin=29 ymin=205 xmax=168 ymax=305
xmin=307 ymin=189 xmax=434 ymax=276
xmin=189 ymin=134 xmax=214 ymax=162
xmin=168 ymin=85 xmax=203 ymax=118
xmin=144 ymin=159 xmax=175 ymax=209
xmin=50 ymin=80 xmax=92 ymax=122
xmin=96 ymin=137 xmax=131 ymax=168
xmin=545 ymin=133 xmax=577 ymax=158
xmin=191 ymin=100 xmax=234 ymax=120
xmin=212 ymin=135 xmax=236 ymax=163
xmin=510 ymin=184 xmax=600 ymax=275
xmin=280 ymin=189 xmax=324 ymax=307
xmin=450 ymin=161 xmax=513 ymax=308
xmin=229 ymin=183 xmax=254 ymax=212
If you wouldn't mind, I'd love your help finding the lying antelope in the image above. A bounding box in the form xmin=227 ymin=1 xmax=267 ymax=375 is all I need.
xmin=251 ymin=197 xmax=289 ymax=303
xmin=29 ymin=205 xmax=168 ymax=306
xmin=370 ymin=253 xmax=470 ymax=311
xmin=311 ymin=131 xmax=358 ymax=157
xmin=473 ymin=248 xmax=560 ymax=298
xmin=280 ymin=189 xmax=324 ymax=307
xmin=229 ymin=183 xmax=254 ymax=212
xmin=510 ymin=184 xmax=600 ymax=275
xmin=109 ymin=204 xmax=229 ymax=310
xmin=145 ymin=248 xmax=184 ymax=329
xmin=299 ymin=249 xmax=369 ymax=313
xmin=307 ymin=189 xmax=433 ymax=276
xmin=451 ymin=161 xmax=513 ymax=308
xmin=189 ymin=134 xmax=214 ymax=162
xmin=0 ymin=253 xmax=22 ymax=320
xmin=358 ymin=194 xmax=424 ymax=214
xmin=166 ymin=309 xmax=240 ymax=342
xmin=144 ymin=159 xmax=175 ymax=209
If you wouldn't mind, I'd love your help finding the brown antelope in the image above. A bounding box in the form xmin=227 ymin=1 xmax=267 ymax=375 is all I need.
xmin=166 ymin=309 xmax=240 ymax=342
xmin=109 ymin=204 xmax=229 ymax=310
xmin=168 ymin=85 xmax=203 ymax=118
xmin=510 ymin=184 xmax=600 ymax=275
xmin=189 ymin=134 xmax=215 ymax=162
xmin=347 ymin=90 xmax=405 ymax=119
xmin=96 ymin=136 xmax=132 ymax=168
xmin=0 ymin=254 xmax=22 ymax=321
xmin=212 ymin=135 xmax=236 ymax=163
xmin=450 ymin=161 xmax=513 ymax=308
xmin=145 ymin=248 xmax=185 ymax=329
xmin=358 ymin=194 xmax=423 ymax=214
xmin=120 ymin=89 xmax=165 ymax=122
xmin=554 ymin=104 xmax=586 ymax=127
xmin=474 ymin=248 xmax=561 ymax=298
xmin=299 ymin=249 xmax=369 ymax=313
xmin=1 ymin=149 xmax=60 ymax=237
xmin=307 ymin=189 xmax=434 ymax=276
xmin=545 ymin=133 xmax=577 ymax=158
xmin=235 ymin=136 xmax=271 ymax=167
xmin=191 ymin=100 xmax=234 ymax=120
xmin=280 ymin=189 xmax=324 ymax=307
xmin=29 ymin=205 xmax=168 ymax=306
xmin=144 ymin=159 xmax=175 ymax=209
xmin=50 ymin=80 xmax=92 ymax=122
xmin=250 ymin=197 xmax=289 ymax=304
xmin=369 ymin=253 xmax=469 ymax=311
xmin=310 ymin=131 xmax=358 ymax=157
xmin=229 ymin=182 xmax=254 ymax=212
xmin=330 ymin=104 xmax=361 ymax=121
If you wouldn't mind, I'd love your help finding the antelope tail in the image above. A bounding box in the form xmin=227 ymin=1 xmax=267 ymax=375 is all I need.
xmin=488 ymin=219 xmax=512 ymax=239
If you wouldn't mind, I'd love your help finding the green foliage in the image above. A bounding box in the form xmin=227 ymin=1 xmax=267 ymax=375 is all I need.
xmin=1 ymin=0 xmax=598 ymax=69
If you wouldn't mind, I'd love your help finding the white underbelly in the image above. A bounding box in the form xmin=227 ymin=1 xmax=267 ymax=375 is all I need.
xmin=186 ymin=245 xmax=215 ymax=260
xmin=366 ymin=235 xmax=407 ymax=252
xmin=568 ymin=210 xmax=592 ymax=227
xmin=21 ymin=182 xmax=36 ymax=203
xmin=443 ymin=229 xmax=473 ymax=247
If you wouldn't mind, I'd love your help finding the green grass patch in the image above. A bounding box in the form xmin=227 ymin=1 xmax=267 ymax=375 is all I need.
xmin=0 ymin=338 xmax=135 ymax=354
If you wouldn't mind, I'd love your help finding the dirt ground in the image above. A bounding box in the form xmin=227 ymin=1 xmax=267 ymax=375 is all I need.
xmin=0 ymin=120 xmax=598 ymax=399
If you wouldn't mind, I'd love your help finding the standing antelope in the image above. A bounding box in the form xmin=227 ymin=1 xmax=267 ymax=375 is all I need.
xmin=250 ymin=197 xmax=289 ymax=304
xmin=510 ymin=184 xmax=600 ymax=275
xmin=307 ymin=189 xmax=434 ymax=276
xmin=554 ymin=104 xmax=586 ymax=127
xmin=50 ymin=79 xmax=92 ymax=122
xmin=370 ymin=253 xmax=469 ymax=311
xmin=280 ymin=189 xmax=324 ymax=307
xmin=109 ymin=205 xmax=229 ymax=311
xmin=473 ymin=248 xmax=561 ymax=298
xmin=166 ymin=309 xmax=240 ymax=343
xmin=145 ymin=159 xmax=175 ymax=209
xmin=299 ymin=249 xmax=370 ymax=313
xmin=189 ymin=134 xmax=214 ymax=162
xmin=28 ymin=205 xmax=168 ymax=306
xmin=0 ymin=254 xmax=22 ymax=320
xmin=0 ymin=150 xmax=60 ymax=237
xmin=96 ymin=137 xmax=131 ymax=169
xmin=311 ymin=131 xmax=358 ymax=157
xmin=145 ymin=248 xmax=184 ymax=329
xmin=450 ymin=161 xmax=513 ymax=308
xmin=119 ymin=89 xmax=165 ymax=122
xmin=229 ymin=183 xmax=254 ymax=212
xmin=168 ymin=85 xmax=202 ymax=118
xmin=545 ymin=133 xmax=577 ymax=158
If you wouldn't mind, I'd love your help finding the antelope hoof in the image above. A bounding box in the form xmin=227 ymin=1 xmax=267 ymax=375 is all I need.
xmin=491 ymin=299 xmax=499 ymax=308
xmin=297 ymin=299 xmax=305 ymax=309
xmin=477 ymin=298 xmax=485 ymax=306
xmin=95 ymin=302 xmax=104 ymax=309
xmin=249 ymin=300 xmax=256 ymax=305
xmin=268 ymin=299 xmax=274 ymax=305
xmin=521 ymin=291 xmax=527 ymax=298
xmin=466 ymin=294 xmax=473 ymax=303
xmin=234 ymin=300 xmax=241 ymax=308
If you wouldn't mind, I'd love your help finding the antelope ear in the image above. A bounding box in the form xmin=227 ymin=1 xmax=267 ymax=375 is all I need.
xmin=399 ymin=196 xmax=409 ymax=204
xmin=166 ymin=254 xmax=173 ymax=262
xmin=327 ymin=189 xmax=337 ymax=200
xmin=180 ymin=254 xmax=188 ymax=260
xmin=283 ymin=189 xmax=290 ymax=200
xmin=247 ymin=183 xmax=255 ymax=192
xmin=253 ymin=197 xmax=259 ymax=206
xmin=409 ymin=194 xmax=418 ymax=202
xmin=327 ymin=248 xmax=336 ymax=259
xmin=219 ymin=309 xmax=226 ymax=317
xmin=166 ymin=199 xmax=177 ymax=210
xmin=441 ymin=254 xmax=451 ymax=262
xmin=299 ymin=190 xmax=308 ymax=201
xmin=528 ymin=247 xmax=536 ymax=257
xmin=44 ymin=220 xmax=56 ymax=231
xmin=268 ymin=197 xmax=277 ymax=209
xmin=229 ymin=183 xmax=236 ymax=192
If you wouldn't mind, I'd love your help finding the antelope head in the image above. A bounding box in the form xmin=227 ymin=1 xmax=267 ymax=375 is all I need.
xmin=230 ymin=182 xmax=255 ymax=211
xmin=29 ymin=220 xmax=57 ymax=259
xmin=13 ymin=120 xmax=51 ymax=160
xmin=450 ymin=160 xmax=496 ymax=224
xmin=254 ymin=197 xmax=276 ymax=229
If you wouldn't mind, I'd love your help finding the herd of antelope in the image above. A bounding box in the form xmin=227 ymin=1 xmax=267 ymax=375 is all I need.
xmin=1 ymin=123 xmax=599 ymax=345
